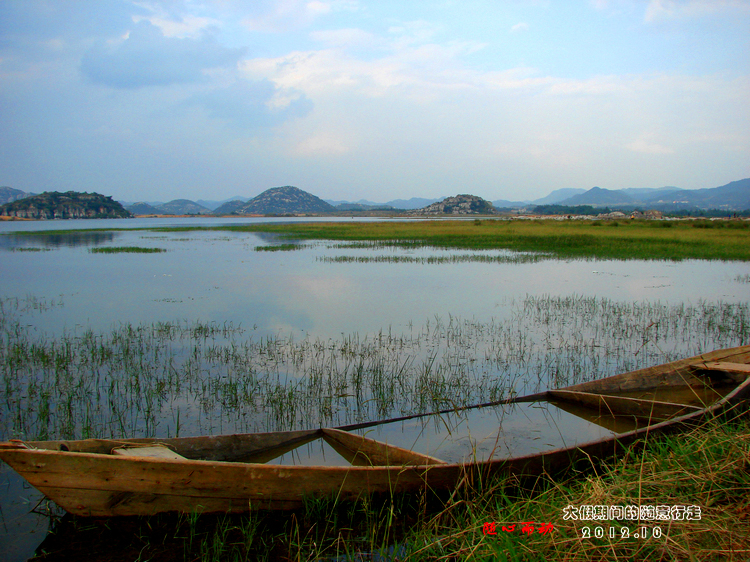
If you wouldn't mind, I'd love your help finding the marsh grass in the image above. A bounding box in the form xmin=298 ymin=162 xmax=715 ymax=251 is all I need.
xmin=388 ymin=410 xmax=750 ymax=561
xmin=7 ymin=218 xmax=750 ymax=259
xmin=1 ymin=294 xmax=748 ymax=442
xmin=154 ymin=219 xmax=750 ymax=261
xmin=10 ymin=247 xmax=52 ymax=252
xmin=4 ymin=291 xmax=749 ymax=560
xmin=89 ymin=246 xmax=166 ymax=254
xmin=254 ymin=244 xmax=304 ymax=252
xmin=318 ymin=253 xmax=549 ymax=264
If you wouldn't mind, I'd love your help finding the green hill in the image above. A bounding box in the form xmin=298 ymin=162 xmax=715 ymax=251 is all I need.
xmin=0 ymin=191 xmax=132 ymax=219
xmin=223 ymin=186 xmax=335 ymax=215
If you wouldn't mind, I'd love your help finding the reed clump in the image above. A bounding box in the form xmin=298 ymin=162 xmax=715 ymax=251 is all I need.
xmin=2 ymin=295 xmax=748 ymax=442
xmin=89 ymin=246 xmax=166 ymax=254
xmin=254 ymin=244 xmax=304 ymax=252
xmin=164 ymin=219 xmax=750 ymax=261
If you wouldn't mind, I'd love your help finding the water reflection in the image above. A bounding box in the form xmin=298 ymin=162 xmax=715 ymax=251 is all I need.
xmin=275 ymin=401 xmax=621 ymax=465
xmin=0 ymin=217 xmax=748 ymax=562
xmin=0 ymin=231 xmax=117 ymax=250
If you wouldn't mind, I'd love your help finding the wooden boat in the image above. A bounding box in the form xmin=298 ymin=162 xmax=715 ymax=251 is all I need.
xmin=1 ymin=345 xmax=749 ymax=517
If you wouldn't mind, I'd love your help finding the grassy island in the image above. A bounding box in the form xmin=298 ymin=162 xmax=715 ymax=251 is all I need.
xmin=151 ymin=218 xmax=750 ymax=261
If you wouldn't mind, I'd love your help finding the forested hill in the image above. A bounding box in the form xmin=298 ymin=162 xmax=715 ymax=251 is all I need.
xmin=0 ymin=191 xmax=132 ymax=219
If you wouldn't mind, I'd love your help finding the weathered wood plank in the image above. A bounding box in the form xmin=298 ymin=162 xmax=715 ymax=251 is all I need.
xmin=26 ymin=429 xmax=323 ymax=462
xmin=562 ymin=345 xmax=750 ymax=395
xmin=700 ymin=362 xmax=750 ymax=375
xmin=33 ymin=486 xmax=305 ymax=516
xmin=112 ymin=445 xmax=185 ymax=460
xmin=548 ymin=390 xmax=702 ymax=420
xmin=0 ymin=448 xmax=438 ymax=499
xmin=321 ymin=428 xmax=447 ymax=466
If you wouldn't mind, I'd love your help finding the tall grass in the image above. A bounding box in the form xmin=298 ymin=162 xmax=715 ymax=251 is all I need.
xmin=254 ymin=244 xmax=304 ymax=252
xmin=318 ymin=253 xmax=548 ymax=264
xmin=181 ymin=219 xmax=750 ymax=261
xmin=1 ymin=295 xmax=748 ymax=442
xmin=401 ymin=411 xmax=750 ymax=561
xmin=7 ymin=218 xmax=750 ymax=259
xmin=4 ymin=293 xmax=749 ymax=560
xmin=89 ymin=246 xmax=166 ymax=254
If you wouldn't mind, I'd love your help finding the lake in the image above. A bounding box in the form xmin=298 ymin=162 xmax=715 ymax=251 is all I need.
xmin=1 ymin=216 xmax=748 ymax=561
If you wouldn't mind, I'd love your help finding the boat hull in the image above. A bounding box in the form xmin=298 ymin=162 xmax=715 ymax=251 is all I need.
xmin=2 ymin=345 xmax=750 ymax=516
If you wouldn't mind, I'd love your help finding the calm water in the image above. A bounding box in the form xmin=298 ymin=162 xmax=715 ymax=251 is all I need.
xmin=0 ymin=216 xmax=748 ymax=561
xmin=0 ymin=217 xmax=747 ymax=339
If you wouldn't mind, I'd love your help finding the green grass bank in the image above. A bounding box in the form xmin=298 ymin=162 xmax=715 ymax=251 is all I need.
xmin=10 ymin=217 xmax=750 ymax=260
xmin=150 ymin=218 xmax=750 ymax=261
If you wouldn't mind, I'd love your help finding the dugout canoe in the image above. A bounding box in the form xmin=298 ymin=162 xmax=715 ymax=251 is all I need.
xmin=1 ymin=345 xmax=749 ymax=517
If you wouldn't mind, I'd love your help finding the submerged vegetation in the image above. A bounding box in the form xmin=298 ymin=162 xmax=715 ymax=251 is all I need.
xmin=254 ymin=243 xmax=304 ymax=252
xmin=318 ymin=251 xmax=548 ymax=264
xmin=10 ymin=247 xmax=52 ymax=252
xmin=1 ymin=294 xmax=748 ymax=443
xmin=89 ymin=246 xmax=166 ymax=253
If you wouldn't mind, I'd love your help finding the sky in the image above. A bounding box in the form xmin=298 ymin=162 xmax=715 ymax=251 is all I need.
xmin=1 ymin=1 xmax=748 ymax=204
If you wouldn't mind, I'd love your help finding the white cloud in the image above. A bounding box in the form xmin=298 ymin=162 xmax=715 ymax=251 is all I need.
xmin=80 ymin=20 xmax=244 ymax=88
xmin=242 ymin=0 xmax=358 ymax=32
xmin=306 ymin=1 xmax=332 ymax=16
xmin=386 ymin=20 xmax=444 ymax=51
xmin=133 ymin=14 xmax=221 ymax=38
xmin=241 ymin=27 xmax=490 ymax=101
xmin=309 ymin=28 xmax=379 ymax=48
xmin=293 ymin=133 xmax=352 ymax=156
xmin=510 ymin=22 xmax=529 ymax=33
xmin=645 ymin=0 xmax=750 ymax=22
xmin=625 ymin=137 xmax=675 ymax=154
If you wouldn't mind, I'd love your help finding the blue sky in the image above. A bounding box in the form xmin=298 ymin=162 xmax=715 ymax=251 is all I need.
xmin=1 ymin=0 xmax=748 ymax=203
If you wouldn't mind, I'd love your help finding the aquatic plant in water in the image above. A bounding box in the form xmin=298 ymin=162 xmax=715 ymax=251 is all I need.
xmin=0 ymin=295 xmax=747 ymax=442
xmin=89 ymin=246 xmax=166 ymax=254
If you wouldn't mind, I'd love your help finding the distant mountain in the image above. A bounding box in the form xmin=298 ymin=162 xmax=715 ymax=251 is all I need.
xmin=196 ymin=196 xmax=250 ymax=211
xmin=325 ymin=196 xmax=442 ymax=210
xmin=325 ymin=198 xmax=381 ymax=207
xmin=112 ymin=177 xmax=750 ymax=217
xmin=126 ymin=202 xmax=162 ymax=215
xmin=0 ymin=191 xmax=131 ymax=219
xmin=556 ymin=179 xmax=750 ymax=211
xmin=561 ymin=187 xmax=638 ymax=207
xmin=492 ymin=199 xmax=527 ymax=209
xmin=693 ymin=178 xmax=750 ymax=209
xmin=334 ymin=202 xmax=395 ymax=211
xmin=213 ymin=199 xmax=248 ymax=214
xmin=220 ymin=186 xmax=335 ymax=215
xmin=155 ymin=199 xmax=212 ymax=215
xmin=531 ymin=188 xmax=586 ymax=205
xmin=386 ymin=197 xmax=442 ymax=210
xmin=620 ymin=186 xmax=681 ymax=199
xmin=119 ymin=200 xmax=165 ymax=207
xmin=0 ymin=186 xmax=34 ymax=205
xmin=410 ymin=194 xmax=497 ymax=215
xmin=639 ymin=179 xmax=750 ymax=210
